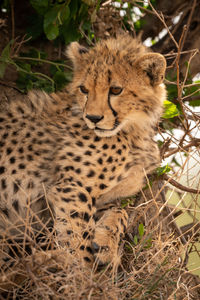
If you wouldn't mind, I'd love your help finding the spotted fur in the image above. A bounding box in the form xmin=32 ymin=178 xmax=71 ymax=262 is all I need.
xmin=0 ymin=35 xmax=166 ymax=266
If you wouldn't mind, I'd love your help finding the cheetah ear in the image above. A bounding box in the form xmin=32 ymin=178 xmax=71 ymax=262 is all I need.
xmin=66 ymin=42 xmax=89 ymax=68
xmin=134 ymin=53 xmax=166 ymax=86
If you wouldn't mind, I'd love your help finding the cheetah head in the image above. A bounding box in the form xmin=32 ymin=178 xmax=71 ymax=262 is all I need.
xmin=67 ymin=35 xmax=166 ymax=137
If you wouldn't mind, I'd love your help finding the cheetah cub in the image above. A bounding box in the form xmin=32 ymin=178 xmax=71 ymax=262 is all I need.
xmin=0 ymin=35 xmax=166 ymax=266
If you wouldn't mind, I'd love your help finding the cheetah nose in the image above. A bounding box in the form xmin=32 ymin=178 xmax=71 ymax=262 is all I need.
xmin=86 ymin=114 xmax=104 ymax=124
xmin=92 ymin=242 xmax=100 ymax=252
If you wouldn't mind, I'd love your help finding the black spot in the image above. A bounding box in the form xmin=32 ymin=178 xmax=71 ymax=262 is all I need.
xmin=111 ymin=166 xmax=116 ymax=172
xmin=73 ymin=156 xmax=81 ymax=162
xmin=97 ymin=158 xmax=103 ymax=165
xmin=12 ymin=131 xmax=18 ymax=136
xmin=61 ymin=197 xmax=73 ymax=203
xmin=92 ymin=197 xmax=96 ymax=206
xmin=77 ymin=181 xmax=83 ymax=187
xmin=88 ymin=204 xmax=92 ymax=210
xmin=99 ymin=183 xmax=108 ymax=190
xmin=125 ymin=162 xmax=132 ymax=170
xmin=2 ymin=133 xmax=8 ymax=139
xmin=0 ymin=141 xmax=5 ymax=147
xmin=102 ymin=167 xmax=107 ymax=172
xmin=117 ymin=175 xmax=122 ymax=182
xmin=27 ymin=181 xmax=34 ymax=189
xmin=79 ymin=192 xmax=87 ymax=202
xmin=13 ymin=182 xmax=19 ymax=193
xmin=84 ymin=256 xmax=91 ymax=263
xmin=18 ymin=147 xmax=24 ymax=154
xmin=89 ymin=144 xmax=96 ymax=149
xmin=99 ymin=174 xmax=105 ymax=179
xmin=73 ymin=123 xmax=81 ymax=128
xmin=86 ymin=186 xmax=92 ymax=193
xmin=70 ymin=210 xmax=79 ymax=218
xmin=122 ymin=145 xmax=126 ymax=149
xmin=55 ymin=165 xmax=60 ymax=172
xmin=67 ymin=230 xmax=72 ymax=235
xmin=75 ymin=168 xmax=81 ymax=174
xmin=107 ymin=156 xmax=113 ymax=163
xmin=62 ymin=187 xmax=72 ymax=193
xmin=117 ymin=137 xmax=121 ymax=142
xmin=27 ymin=155 xmax=33 ymax=161
xmin=37 ymin=131 xmax=44 ymax=137
xmin=67 ymin=152 xmax=74 ymax=157
xmin=84 ymin=151 xmax=92 ymax=156
xmin=87 ymin=170 xmax=95 ymax=177
xmin=59 ymin=155 xmax=66 ymax=160
xmin=1 ymin=179 xmax=6 ymax=189
xmin=12 ymin=200 xmax=19 ymax=212
xmin=17 ymin=106 xmax=24 ymax=114
xmin=94 ymin=136 xmax=101 ymax=142
xmin=76 ymin=141 xmax=83 ymax=147
xmin=0 ymin=166 xmax=5 ymax=174
xmin=28 ymin=145 xmax=33 ymax=151
xmin=84 ymin=212 xmax=90 ymax=222
xmin=111 ymin=144 xmax=116 ymax=149
xmin=33 ymin=171 xmax=40 ymax=177
xmin=9 ymin=157 xmax=15 ymax=164
xmin=2 ymin=208 xmax=9 ymax=217
xmin=83 ymin=161 xmax=91 ymax=166
xmin=86 ymin=246 xmax=93 ymax=254
xmin=64 ymin=165 xmax=74 ymax=171
xmin=18 ymin=163 xmax=26 ymax=169
xmin=102 ymin=144 xmax=109 ymax=149
xmin=83 ymin=135 xmax=90 ymax=140
xmin=0 ymin=118 xmax=5 ymax=122
xmin=80 ymin=245 xmax=85 ymax=250
xmin=11 ymin=139 xmax=17 ymax=145
xmin=117 ymin=149 xmax=122 ymax=155
xmin=108 ymin=69 xmax=112 ymax=84
xmin=82 ymin=231 xmax=90 ymax=239
xmin=12 ymin=169 xmax=17 ymax=174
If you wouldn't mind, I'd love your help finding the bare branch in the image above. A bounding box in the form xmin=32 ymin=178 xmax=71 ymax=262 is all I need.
xmin=162 ymin=174 xmax=200 ymax=194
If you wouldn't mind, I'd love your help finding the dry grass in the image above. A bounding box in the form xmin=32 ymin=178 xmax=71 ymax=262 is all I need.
xmin=0 ymin=1 xmax=200 ymax=299
xmin=1 ymin=183 xmax=200 ymax=299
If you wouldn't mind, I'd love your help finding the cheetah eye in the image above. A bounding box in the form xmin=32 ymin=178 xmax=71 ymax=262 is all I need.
xmin=109 ymin=86 xmax=123 ymax=96
xmin=79 ymin=85 xmax=89 ymax=94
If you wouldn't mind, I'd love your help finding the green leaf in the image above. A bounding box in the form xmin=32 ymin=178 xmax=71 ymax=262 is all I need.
xmin=81 ymin=0 xmax=95 ymax=5
xmin=156 ymin=164 xmax=171 ymax=177
xmin=163 ymin=100 xmax=179 ymax=119
xmin=44 ymin=7 xmax=60 ymax=40
xmin=30 ymin=0 xmax=49 ymax=15
xmin=69 ymin=0 xmax=78 ymax=18
xmin=188 ymin=99 xmax=200 ymax=107
xmin=44 ymin=23 xmax=59 ymax=40
xmin=59 ymin=5 xmax=70 ymax=24
xmin=62 ymin=20 xmax=81 ymax=44
xmin=0 ymin=40 xmax=14 ymax=61
xmin=133 ymin=235 xmax=138 ymax=245
xmin=138 ymin=223 xmax=144 ymax=238
xmin=53 ymin=70 xmax=69 ymax=90
xmin=0 ymin=62 xmax=6 ymax=78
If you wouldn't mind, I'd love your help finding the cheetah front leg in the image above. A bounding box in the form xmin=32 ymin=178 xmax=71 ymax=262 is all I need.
xmin=97 ymin=169 xmax=145 ymax=209
xmin=48 ymin=179 xmax=96 ymax=264
xmin=92 ymin=208 xmax=128 ymax=266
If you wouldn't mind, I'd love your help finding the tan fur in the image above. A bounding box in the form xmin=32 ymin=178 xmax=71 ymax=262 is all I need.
xmin=0 ymin=35 xmax=166 ymax=267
